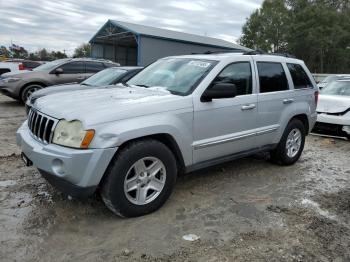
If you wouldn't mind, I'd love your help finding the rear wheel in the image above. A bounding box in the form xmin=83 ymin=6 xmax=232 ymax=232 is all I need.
xmin=21 ymin=84 xmax=44 ymax=103
xmin=270 ymin=119 xmax=306 ymax=165
xmin=101 ymin=139 xmax=177 ymax=217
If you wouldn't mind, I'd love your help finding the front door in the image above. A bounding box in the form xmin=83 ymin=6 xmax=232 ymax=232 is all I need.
xmin=193 ymin=61 xmax=258 ymax=163
xmin=53 ymin=61 xmax=86 ymax=84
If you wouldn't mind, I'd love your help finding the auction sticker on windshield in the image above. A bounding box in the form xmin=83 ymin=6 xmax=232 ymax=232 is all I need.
xmin=188 ymin=61 xmax=211 ymax=68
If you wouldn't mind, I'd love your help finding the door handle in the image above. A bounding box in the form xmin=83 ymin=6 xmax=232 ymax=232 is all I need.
xmin=241 ymin=104 xmax=256 ymax=110
xmin=283 ymin=99 xmax=294 ymax=104
xmin=77 ymin=76 xmax=85 ymax=80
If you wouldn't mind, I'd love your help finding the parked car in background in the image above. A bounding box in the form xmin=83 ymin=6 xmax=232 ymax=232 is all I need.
xmin=0 ymin=59 xmax=42 ymax=76
xmin=25 ymin=66 xmax=143 ymax=113
xmin=0 ymin=58 xmax=120 ymax=102
xmin=317 ymin=74 xmax=350 ymax=89
xmin=5 ymin=59 xmax=43 ymax=70
xmin=313 ymin=79 xmax=350 ymax=139
xmin=17 ymin=52 xmax=318 ymax=217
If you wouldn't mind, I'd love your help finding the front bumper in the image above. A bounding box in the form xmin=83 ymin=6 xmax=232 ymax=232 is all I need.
xmin=16 ymin=122 xmax=118 ymax=198
xmin=314 ymin=112 xmax=350 ymax=136
xmin=0 ymin=81 xmax=20 ymax=99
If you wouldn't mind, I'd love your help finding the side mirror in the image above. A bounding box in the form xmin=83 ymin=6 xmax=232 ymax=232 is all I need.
xmin=55 ymin=68 xmax=63 ymax=75
xmin=201 ymin=83 xmax=237 ymax=102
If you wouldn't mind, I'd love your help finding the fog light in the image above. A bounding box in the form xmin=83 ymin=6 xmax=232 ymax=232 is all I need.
xmin=52 ymin=159 xmax=65 ymax=175
xmin=342 ymin=126 xmax=350 ymax=135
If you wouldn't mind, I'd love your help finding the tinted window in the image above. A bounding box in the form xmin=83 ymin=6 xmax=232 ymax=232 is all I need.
xmin=257 ymin=62 xmax=289 ymax=93
xmin=213 ymin=62 xmax=252 ymax=95
xmin=287 ymin=63 xmax=312 ymax=89
xmin=85 ymin=62 xmax=105 ymax=73
xmin=23 ymin=61 xmax=41 ymax=69
xmin=60 ymin=62 xmax=85 ymax=74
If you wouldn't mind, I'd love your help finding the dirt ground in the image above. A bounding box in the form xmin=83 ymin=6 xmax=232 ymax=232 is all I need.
xmin=0 ymin=93 xmax=349 ymax=262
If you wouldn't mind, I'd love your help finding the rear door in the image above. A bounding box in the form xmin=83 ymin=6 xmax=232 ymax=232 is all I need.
xmin=254 ymin=59 xmax=294 ymax=146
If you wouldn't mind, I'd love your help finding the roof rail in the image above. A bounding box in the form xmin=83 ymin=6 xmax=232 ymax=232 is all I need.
xmin=243 ymin=50 xmax=296 ymax=58
xmin=191 ymin=50 xmax=243 ymax=55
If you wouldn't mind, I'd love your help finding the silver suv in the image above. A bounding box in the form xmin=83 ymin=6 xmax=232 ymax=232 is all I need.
xmin=16 ymin=53 xmax=318 ymax=217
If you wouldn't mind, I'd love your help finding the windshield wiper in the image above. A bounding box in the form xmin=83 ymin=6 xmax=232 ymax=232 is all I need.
xmin=135 ymin=84 xmax=150 ymax=88
xmin=80 ymin=83 xmax=91 ymax=86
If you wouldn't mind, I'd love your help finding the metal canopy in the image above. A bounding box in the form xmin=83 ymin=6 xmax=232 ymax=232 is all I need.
xmin=90 ymin=20 xmax=249 ymax=51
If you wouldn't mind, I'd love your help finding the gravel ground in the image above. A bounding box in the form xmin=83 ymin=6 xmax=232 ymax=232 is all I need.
xmin=0 ymin=94 xmax=349 ymax=262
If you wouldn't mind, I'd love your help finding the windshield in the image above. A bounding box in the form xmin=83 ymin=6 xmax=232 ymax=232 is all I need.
xmin=33 ymin=59 xmax=69 ymax=72
xmin=82 ymin=68 xmax=127 ymax=86
xmin=321 ymin=81 xmax=350 ymax=96
xmin=127 ymin=58 xmax=216 ymax=95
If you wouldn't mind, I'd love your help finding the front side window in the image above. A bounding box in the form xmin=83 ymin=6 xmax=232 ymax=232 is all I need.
xmin=257 ymin=62 xmax=289 ymax=93
xmin=287 ymin=63 xmax=312 ymax=89
xmin=85 ymin=62 xmax=105 ymax=73
xmin=212 ymin=62 xmax=252 ymax=96
xmin=60 ymin=62 xmax=85 ymax=74
xmin=127 ymin=58 xmax=216 ymax=95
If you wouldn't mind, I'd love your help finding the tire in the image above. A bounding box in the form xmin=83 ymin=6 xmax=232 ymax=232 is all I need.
xmin=270 ymin=119 xmax=306 ymax=165
xmin=21 ymin=84 xmax=44 ymax=103
xmin=101 ymin=139 xmax=177 ymax=217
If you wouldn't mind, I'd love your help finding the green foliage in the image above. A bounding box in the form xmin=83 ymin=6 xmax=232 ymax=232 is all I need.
xmin=239 ymin=0 xmax=350 ymax=73
xmin=28 ymin=48 xmax=67 ymax=61
xmin=73 ymin=43 xmax=91 ymax=58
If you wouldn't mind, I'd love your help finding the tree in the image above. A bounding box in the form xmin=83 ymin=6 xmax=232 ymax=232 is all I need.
xmin=240 ymin=0 xmax=290 ymax=52
xmin=73 ymin=43 xmax=91 ymax=58
xmin=9 ymin=44 xmax=28 ymax=59
xmin=239 ymin=0 xmax=350 ymax=73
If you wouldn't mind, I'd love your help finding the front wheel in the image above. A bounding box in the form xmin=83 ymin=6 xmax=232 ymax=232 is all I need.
xmin=21 ymin=84 xmax=43 ymax=103
xmin=100 ymin=139 xmax=177 ymax=217
xmin=270 ymin=119 xmax=306 ymax=165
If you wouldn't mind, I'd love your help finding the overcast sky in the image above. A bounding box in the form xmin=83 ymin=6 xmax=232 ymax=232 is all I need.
xmin=0 ymin=0 xmax=262 ymax=55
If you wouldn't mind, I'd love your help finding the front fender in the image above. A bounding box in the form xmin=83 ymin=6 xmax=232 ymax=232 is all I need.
xmin=89 ymin=109 xmax=194 ymax=166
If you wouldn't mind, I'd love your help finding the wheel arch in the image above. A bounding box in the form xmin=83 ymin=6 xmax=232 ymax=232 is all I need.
xmin=290 ymin=114 xmax=310 ymax=135
xmin=19 ymin=81 xmax=47 ymax=100
xmin=114 ymin=133 xmax=186 ymax=174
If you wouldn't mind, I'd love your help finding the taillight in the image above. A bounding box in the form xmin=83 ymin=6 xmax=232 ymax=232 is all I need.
xmin=18 ymin=63 xmax=25 ymax=70
xmin=314 ymin=91 xmax=319 ymax=105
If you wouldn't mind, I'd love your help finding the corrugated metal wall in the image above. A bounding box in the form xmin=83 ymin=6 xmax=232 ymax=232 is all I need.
xmin=91 ymin=43 xmax=137 ymax=65
xmin=139 ymin=36 xmax=236 ymax=66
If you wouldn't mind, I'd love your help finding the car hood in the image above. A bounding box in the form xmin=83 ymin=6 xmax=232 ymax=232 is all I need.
xmin=33 ymin=86 xmax=192 ymax=126
xmin=31 ymin=84 xmax=84 ymax=99
xmin=317 ymin=94 xmax=350 ymax=113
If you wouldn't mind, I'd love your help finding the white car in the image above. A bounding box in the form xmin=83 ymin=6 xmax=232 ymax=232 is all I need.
xmin=317 ymin=75 xmax=350 ymax=89
xmin=314 ymin=79 xmax=350 ymax=139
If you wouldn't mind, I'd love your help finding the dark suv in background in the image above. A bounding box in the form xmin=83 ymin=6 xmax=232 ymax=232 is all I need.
xmin=0 ymin=58 xmax=119 ymax=102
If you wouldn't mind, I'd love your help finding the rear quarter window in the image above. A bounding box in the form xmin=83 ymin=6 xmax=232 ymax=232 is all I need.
xmin=257 ymin=62 xmax=289 ymax=93
xmin=287 ymin=63 xmax=313 ymax=89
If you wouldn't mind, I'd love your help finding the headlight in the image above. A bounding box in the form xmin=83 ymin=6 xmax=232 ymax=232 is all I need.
xmin=52 ymin=120 xmax=95 ymax=149
xmin=3 ymin=77 xmax=21 ymax=83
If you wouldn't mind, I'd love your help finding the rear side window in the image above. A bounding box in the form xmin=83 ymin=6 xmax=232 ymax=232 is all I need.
xmin=60 ymin=62 xmax=85 ymax=74
xmin=257 ymin=62 xmax=289 ymax=93
xmin=85 ymin=62 xmax=105 ymax=73
xmin=287 ymin=63 xmax=312 ymax=89
xmin=213 ymin=62 xmax=252 ymax=96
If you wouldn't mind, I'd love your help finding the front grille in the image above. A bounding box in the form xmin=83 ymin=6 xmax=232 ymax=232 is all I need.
xmin=27 ymin=109 xmax=58 ymax=144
